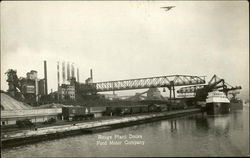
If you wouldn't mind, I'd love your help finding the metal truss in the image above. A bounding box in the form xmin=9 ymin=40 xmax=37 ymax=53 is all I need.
xmin=93 ymin=75 xmax=206 ymax=92
xmin=177 ymin=85 xmax=205 ymax=93
xmin=177 ymin=74 xmax=241 ymax=94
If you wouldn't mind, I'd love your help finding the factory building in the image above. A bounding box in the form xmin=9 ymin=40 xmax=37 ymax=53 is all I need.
xmin=59 ymin=84 xmax=75 ymax=100
xmin=19 ymin=70 xmax=47 ymax=105
xmin=38 ymin=79 xmax=46 ymax=96
xmin=85 ymin=69 xmax=93 ymax=84
xmin=56 ymin=61 xmax=79 ymax=101
xmin=5 ymin=61 xmax=49 ymax=105
xmin=26 ymin=70 xmax=38 ymax=80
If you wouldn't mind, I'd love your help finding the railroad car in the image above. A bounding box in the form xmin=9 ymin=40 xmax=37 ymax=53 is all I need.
xmin=140 ymin=106 xmax=149 ymax=113
xmin=62 ymin=106 xmax=94 ymax=121
xmin=105 ymin=107 xmax=122 ymax=116
xmin=168 ymin=100 xmax=186 ymax=110
xmin=105 ymin=107 xmax=113 ymax=116
xmin=106 ymin=105 xmax=152 ymax=116
xmin=131 ymin=106 xmax=141 ymax=114
xmin=120 ymin=107 xmax=132 ymax=115
xmin=16 ymin=119 xmax=34 ymax=128
xmin=148 ymin=104 xmax=160 ymax=112
xmin=148 ymin=104 xmax=168 ymax=112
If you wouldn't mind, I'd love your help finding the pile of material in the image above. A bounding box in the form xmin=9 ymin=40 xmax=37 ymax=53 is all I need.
xmin=1 ymin=92 xmax=32 ymax=110
xmin=34 ymin=103 xmax=66 ymax=109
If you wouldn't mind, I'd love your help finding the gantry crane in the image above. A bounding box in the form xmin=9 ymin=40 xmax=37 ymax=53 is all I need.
xmin=177 ymin=75 xmax=241 ymax=101
xmin=78 ymin=75 xmax=206 ymax=101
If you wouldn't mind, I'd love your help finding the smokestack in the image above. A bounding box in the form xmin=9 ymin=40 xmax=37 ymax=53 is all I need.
xmin=71 ymin=63 xmax=75 ymax=79
xmin=90 ymin=69 xmax=93 ymax=80
xmin=62 ymin=61 xmax=65 ymax=84
xmin=44 ymin=60 xmax=48 ymax=95
xmin=67 ymin=62 xmax=70 ymax=81
xmin=57 ymin=61 xmax=60 ymax=89
xmin=77 ymin=68 xmax=79 ymax=82
xmin=35 ymin=77 xmax=39 ymax=102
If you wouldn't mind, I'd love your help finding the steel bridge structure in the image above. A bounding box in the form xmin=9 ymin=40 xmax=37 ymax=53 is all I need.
xmin=80 ymin=75 xmax=206 ymax=99
xmin=176 ymin=75 xmax=241 ymax=96
xmin=94 ymin=75 xmax=205 ymax=90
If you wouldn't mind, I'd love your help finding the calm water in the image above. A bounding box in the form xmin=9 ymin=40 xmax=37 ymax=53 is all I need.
xmin=2 ymin=106 xmax=249 ymax=157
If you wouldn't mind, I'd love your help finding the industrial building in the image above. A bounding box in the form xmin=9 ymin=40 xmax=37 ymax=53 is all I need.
xmin=5 ymin=61 xmax=49 ymax=106
xmin=1 ymin=91 xmax=105 ymax=126
xmin=59 ymin=84 xmax=76 ymax=100
xmin=0 ymin=92 xmax=61 ymax=126
xmin=56 ymin=61 xmax=80 ymax=102
xmin=19 ymin=70 xmax=46 ymax=104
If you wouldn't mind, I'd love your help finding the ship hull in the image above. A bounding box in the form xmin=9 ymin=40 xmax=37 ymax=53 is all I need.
xmin=230 ymin=101 xmax=243 ymax=110
xmin=206 ymin=102 xmax=230 ymax=115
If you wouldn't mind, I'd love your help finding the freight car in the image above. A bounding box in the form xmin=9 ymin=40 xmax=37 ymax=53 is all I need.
xmin=16 ymin=119 xmax=35 ymax=129
xmin=121 ymin=107 xmax=132 ymax=115
xmin=121 ymin=106 xmax=144 ymax=115
xmin=148 ymin=104 xmax=167 ymax=112
xmin=148 ymin=104 xmax=160 ymax=112
xmin=130 ymin=106 xmax=141 ymax=114
xmin=140 ymin=105 xmax=149 ymax=113
xmin=62 ymin=106 xmax=94 ymax=121
xmin=105 ymin=106 xmax=126 ymax=116
xmin=105 ymin=106 xmax=141 ymax=116
xmin=105 ymin=104 xmax=167 ymax=116
xmin=167 ymin=100 xmax=187 ymax=110
xmin=105 ymin=107 xmax=121 ymax=116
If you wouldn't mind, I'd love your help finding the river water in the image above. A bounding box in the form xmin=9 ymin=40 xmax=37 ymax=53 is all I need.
xmin=2 ymin=105 xmax=249 ymax=157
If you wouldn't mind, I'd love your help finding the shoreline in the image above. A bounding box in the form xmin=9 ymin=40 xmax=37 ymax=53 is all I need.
xmin=1 ymin=108 xmax=201 ymax=149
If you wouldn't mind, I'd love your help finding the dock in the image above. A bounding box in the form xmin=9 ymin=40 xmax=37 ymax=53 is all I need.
xmin=1 ymin=108 xmax=201 ymax=148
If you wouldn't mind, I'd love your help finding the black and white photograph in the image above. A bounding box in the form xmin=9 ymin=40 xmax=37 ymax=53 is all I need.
xmin=1 ymin=1 xmax=249 ymax=157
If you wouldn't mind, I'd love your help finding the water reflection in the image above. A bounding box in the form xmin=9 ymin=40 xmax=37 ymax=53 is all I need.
xmin=194 ymin=114 xmax=209 ymax=131
xmin=170 ymin=120 xmax=177 ymax=132
xmin=2 ymin=107 xmax=249 ymax=157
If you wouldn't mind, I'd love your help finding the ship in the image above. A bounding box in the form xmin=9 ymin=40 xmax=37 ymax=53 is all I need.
xmin=229 ymin=92 xmax=243 ymax=110
xmin=205 ymin=90 xmax=230 ymax=115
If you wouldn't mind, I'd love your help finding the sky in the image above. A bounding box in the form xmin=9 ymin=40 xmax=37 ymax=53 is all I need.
xmin=1 ymin=1 xmax=249 ymax=98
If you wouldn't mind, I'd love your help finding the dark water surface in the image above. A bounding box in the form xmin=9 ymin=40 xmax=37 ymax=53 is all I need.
xmin=2 ymin=106 xmax=249 ymax=157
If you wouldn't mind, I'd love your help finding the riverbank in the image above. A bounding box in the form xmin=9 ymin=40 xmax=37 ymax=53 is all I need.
xmin=1 ymin=108 xmax=201 ymax=148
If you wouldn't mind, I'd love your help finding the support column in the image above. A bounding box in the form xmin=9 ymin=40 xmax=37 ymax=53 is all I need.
xmin=169 ymin=86 xmax=172 ymax=102
xmin=112 ymin=82 xmax=115 ymax=96
xmin=173 ymin=85 xmax=175 ymax=99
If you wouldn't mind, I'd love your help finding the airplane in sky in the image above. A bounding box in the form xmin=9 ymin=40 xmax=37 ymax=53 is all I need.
xmin=161 ymin=6 xmax=176 ymax=12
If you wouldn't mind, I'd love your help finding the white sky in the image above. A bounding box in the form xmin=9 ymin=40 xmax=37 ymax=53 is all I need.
xmin=1 ymin=1 xmax=249 ymax=97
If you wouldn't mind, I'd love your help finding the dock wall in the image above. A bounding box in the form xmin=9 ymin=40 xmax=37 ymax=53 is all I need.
xmin=2 ymin=108 xmax=201 ymax=148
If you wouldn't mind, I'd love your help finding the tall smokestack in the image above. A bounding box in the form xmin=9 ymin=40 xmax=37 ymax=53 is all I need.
xmin=77 ymin=68 xmax=79 ymax=82
xmin=71 ymin=63 xmax=75 ymax=79
xmin=67 ymin=62 xmax=70 ymax=81
xmin=44 ymin=60 xmax=48 ymax=95
xmin=90 ymin=69 xmax=93 ymax=80
xmin=62 ymin=61 xmax=66 ymax=84
xmin=57 ymin=61 xmax=60 ymax=89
